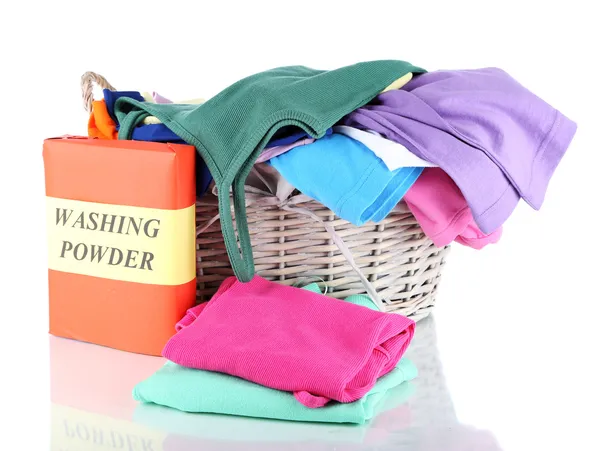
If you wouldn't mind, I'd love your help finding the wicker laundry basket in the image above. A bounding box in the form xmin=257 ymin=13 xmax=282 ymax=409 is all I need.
xmin=81 ymin=72 xmax=450 ymax=322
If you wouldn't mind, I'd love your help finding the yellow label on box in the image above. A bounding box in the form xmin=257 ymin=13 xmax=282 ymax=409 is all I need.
xmin=46 ymin=197 xmax=196 ymax=286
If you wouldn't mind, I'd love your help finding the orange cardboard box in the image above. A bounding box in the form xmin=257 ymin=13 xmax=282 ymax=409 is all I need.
xmin=43 ymin=136 xmax=197 ymax=356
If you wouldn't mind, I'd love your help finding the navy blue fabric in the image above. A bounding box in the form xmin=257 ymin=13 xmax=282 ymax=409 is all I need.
xmin=131 ymin=124 xmax=213 ymax=196
xmin=104 ymin=90 xmax=213 ymax=196
xmin=103 ymin=89 xmax=145 ymax=123
xmin=265 ymin=127 xmax=333 ymax=148
xmin=131 ymin=123 xmax=187 ymax=144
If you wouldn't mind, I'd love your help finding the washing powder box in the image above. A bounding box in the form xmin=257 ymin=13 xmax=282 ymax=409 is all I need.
xmin=43 ymin=136 xmax=197 ymax=355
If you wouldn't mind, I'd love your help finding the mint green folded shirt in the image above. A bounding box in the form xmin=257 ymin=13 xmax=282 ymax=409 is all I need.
xmin=114 ymin=61 xmax=425 ymax=282
xmin=133 ymin=359 xmax=417 ymax=425
xmin=132 ymin=284 xmax=418 ymax=424
xmin=133 ymin=381 xmax=415 ymax=443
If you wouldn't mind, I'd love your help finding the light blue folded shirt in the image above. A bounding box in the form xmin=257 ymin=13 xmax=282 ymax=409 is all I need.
xmin=269 ymin=133 xmax=423 ymax=225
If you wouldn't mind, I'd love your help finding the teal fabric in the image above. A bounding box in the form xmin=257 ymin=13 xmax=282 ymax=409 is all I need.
xmin=133 ymin=359 xmax=417 ymax=425
xmin=132 ymin=378 xmax=415 ymax=443
xmin=133 ymin=284 xmax=418 ymax=424
xmin=133 ymin=382 xmax=415 ymax=444
xmin=114 ymin=61 xmax=426 ymax=282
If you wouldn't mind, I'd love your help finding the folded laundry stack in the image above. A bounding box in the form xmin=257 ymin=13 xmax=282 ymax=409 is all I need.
xmin=82 ymin=60 xmax=576 ymax=424
xmin=134 ymin=281 xmax=418 ymax=424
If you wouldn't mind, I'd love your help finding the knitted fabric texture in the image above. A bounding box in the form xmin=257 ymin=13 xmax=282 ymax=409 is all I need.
xmin=133 ymin=359 xmax=417 ymax=424
xmin=344 ymin=68 xmax=577 ymax=234
xmin=404 ymin=168 xmax=503 ymax=249
xmin=87 ymin=100 xmax=118 ymax=140
xmin=134 ymin=283 xmax=417 ymax=424
xmin=134 ymin=374 xmax=415 ymax=441
xmin=268 ymin=133 xmax=424 ymax=226
xmin=162 ymin=276 xmax=415 ymax=408
xmin=114 ymin=60 xmax=425 ymax=281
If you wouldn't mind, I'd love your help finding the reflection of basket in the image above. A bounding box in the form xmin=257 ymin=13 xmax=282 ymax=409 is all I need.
xmin=82 ymin=72 xmax=450 ymax=320
xmin=404 ymin=315 xmax=458 ymax=426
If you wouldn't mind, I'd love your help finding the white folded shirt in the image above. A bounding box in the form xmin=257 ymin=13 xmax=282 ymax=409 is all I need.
xmin=333 ymin=125 xmax=438 ymax=171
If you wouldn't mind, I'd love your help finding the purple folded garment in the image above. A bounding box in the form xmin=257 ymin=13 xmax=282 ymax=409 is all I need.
xmin=153 ymin=92 xmax=173 ymax=104
xmin=343 ymin=68 xmax=577 ymax=233
xmin=255 ymin=138 xmax=315 ymax=163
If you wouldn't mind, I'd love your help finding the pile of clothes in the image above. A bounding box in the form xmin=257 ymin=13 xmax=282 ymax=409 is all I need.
xmin=90 ymin=62 xmax=576 ymax=281
xmin=133 ymin=277 xmax=418 ymax=424
xmin=86 ymin=60 xmax=576 ymax=424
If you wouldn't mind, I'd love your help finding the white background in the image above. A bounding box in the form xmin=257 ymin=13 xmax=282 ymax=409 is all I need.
xmin=1 ymin=1 xmax=599 ymax=450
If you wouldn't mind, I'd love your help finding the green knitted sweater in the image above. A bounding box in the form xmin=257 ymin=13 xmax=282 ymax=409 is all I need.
xmin=115 ymin=61 xmax=425 ymax=282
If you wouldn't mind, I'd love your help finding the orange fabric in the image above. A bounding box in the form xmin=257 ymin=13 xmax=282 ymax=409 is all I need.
xmin=43 ymin=138 xmax=196 ymax=210
xmin=43 ymin=137 xmax=197 ymax=356
xmin=88 ymin=100 xmax=118 ymax=140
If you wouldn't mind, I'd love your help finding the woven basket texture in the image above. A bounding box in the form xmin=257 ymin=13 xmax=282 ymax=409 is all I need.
xmin=81 ymin=71 xmax=450 ymax=322
xmin=196 ymin=189 xmax=450 ymax=321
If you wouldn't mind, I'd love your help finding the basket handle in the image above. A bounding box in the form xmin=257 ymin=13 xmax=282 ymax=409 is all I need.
xmin=81 ymin=71 xmax=116 ymax=114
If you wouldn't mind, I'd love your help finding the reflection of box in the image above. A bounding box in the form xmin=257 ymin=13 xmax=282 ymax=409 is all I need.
xmin=43 ymin=137 xmax=197 ymax=355
xmin=49 ymin=336 xmax=167 ymax=451
xmin=49 ymin=336 xmax=164 ymax=418
xmin=51 ymin=404 xmax=166 ymax=451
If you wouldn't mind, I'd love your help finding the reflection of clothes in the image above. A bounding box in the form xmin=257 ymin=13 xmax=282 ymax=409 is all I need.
xmin=344 ymin=68 xmax=577 ymax=234
xmin=245 ymin=163 xmax=296 ymax=202
xmin=114 ymin=60 xmax=425 ymax=282
xmin=162 ymin=275 xmax=415 ymax=408
xmin=334 ymin=125 xmax=436 ymax=171
xmin=255 ymin=138 xmax=315 ymax=163
xmin=269 ymin=133 xmax=423 ymax=225
xmin=137 ymin=406 xmax=369 ymax=445
xmin=404 ymin=168 xmax=502 ymax=249
xmin=100 ymin=90 xmax=212 ymax=196
xmin=367 ymin=381 xmax=414 ymax=431
xmin=87 ymin=100 xmax=118 ymax=140
xmin=397 ymin=425 xmax=504 ymax=451
xmin=162 ymin=435 xmax=361 ymax=451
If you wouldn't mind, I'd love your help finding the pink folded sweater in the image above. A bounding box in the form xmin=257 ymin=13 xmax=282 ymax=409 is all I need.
xmin=162 ymin=276 xmax=415 ymax=408
xmin=404 ymin=168 xmax=503 ymax=249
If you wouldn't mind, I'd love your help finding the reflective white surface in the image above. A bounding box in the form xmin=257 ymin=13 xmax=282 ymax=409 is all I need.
xmin=41 ymin=305 xmax=600 ymax=451
xmin=47 ymin=316 xmax=497 ymax=451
